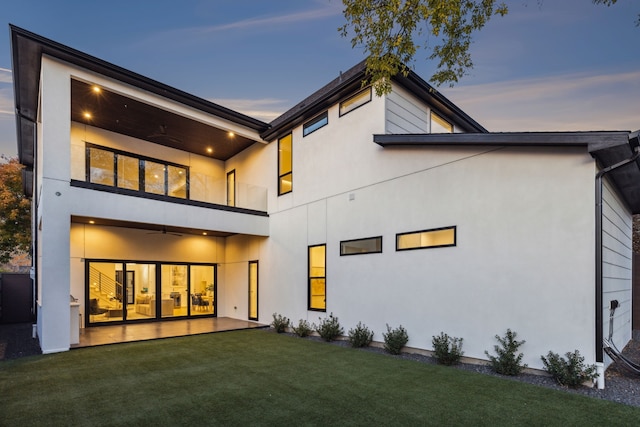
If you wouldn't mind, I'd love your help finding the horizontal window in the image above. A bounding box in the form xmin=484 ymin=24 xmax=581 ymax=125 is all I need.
xmin=86 ymin=143 xmax=189 ymax=200
xmin=339 ymin=87 xmax=372 ymax=116
xmin=340 ymin=236 xmax=382 ymax=256
xmin=303 ymin=112 xmax=328 ymax=137
xmin=396 ymin=226 xmax=456 ymax=251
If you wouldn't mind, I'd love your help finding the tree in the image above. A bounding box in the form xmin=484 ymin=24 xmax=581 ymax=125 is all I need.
xmin=0 ymin=156 xmax=31 ymax=264
xmin=340 ymin=0 xmax=634 ymax=95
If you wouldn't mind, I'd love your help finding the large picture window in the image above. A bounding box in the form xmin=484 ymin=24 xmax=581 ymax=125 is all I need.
xmin=396 ymin=226 xmax=456 ymax=251
xmin=278 ymin=133 xmax=293 ymax=195
xmin=308 ymin=244 xmax=326 ymax=311
xmin=86 ymin=143 xmax=188 ymax=199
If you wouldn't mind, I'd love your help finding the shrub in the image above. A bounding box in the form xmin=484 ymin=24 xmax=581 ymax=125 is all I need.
xmin=383 ymin=324 xmax=408 ymax=355
xmin=348 ymin=322 xmax=374 ymax=348
xmin=271 ymin=313 xmax=290 ymax=333
xmin=541 ymin=350 xmax=598 ymax=388
xmin=484 ymin=329 xmax=527 ymax=376
xmin=291 ymin=319 xmax=313 ymax=337
xmin=315 ymin=313 xmax=344 ymax=341
xmin=432 ymin=332 xmax=464 ymax=366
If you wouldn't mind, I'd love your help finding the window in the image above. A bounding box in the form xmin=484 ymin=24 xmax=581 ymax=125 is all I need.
xmin=303 ymin=112 xmax=328 ymax=136
xmin=308 ymin=244 xmax=326 ymax=311
xmin=278 ymin=133 xmax=292 ymax=195
xmin=339 ymin=87 xmax=372 ymax=116
xmin=340 ymin=236 xmax=382 ymax=256
xmin=430 ymin=111 xmax=453 ymax=133
xmin=86 ymin=143 xmax=188 ymax=199
xmin=396 ymin=226 xmax=456 ymax=251
xmin=248 ymin=261 xmax=258 ymax=320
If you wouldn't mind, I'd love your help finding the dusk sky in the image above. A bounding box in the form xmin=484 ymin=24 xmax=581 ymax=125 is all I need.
xmin=1 ymin=0 xmax=639 ymax=158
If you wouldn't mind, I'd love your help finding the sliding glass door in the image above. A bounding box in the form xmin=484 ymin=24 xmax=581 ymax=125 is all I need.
xmin=87 ymin=260 xmax=215 ymax=325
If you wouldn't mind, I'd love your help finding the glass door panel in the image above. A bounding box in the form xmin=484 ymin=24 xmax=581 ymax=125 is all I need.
xmin=87 ymin=261 xmax=123 ymax=324
xmin=190 ymin=265 xmax=215 ymax=316
xmin=127 ymin=263 xmax=156 ymax=321
xmin=248 ymin=261 xmax=258 ymax=320
xmin=161 ymin=265 xmax=187 ymax=318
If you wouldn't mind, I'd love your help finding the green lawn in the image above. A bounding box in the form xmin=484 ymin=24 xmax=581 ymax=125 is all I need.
xmin=1 ymin=329 xmax=638 ymax=426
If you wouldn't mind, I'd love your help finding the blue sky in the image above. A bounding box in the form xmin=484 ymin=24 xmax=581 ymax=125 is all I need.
xmin=1 ymin=0 xmax=639 ymax=157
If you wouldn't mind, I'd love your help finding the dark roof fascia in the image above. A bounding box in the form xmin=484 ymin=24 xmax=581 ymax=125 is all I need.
xmin=262 ymin=60 xmax=368 ymax=141
xmin=373 ymin=131 xmax=630 ymax=149
xmin=393 ymin=71 xmax=488 ymax=133
xmin=263 ymin=60 xmax=488 ymax=141
xmin=10 ymin=25 xmax=269 ymax=166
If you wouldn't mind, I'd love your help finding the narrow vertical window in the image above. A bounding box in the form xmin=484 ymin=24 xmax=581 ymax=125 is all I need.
xmin=308 ymin=244 xmax=326 ymax=311
xmin=248 ymin=261 xmax=258 ymax=320
xmin=227 ymin=170 xmax=236 ymax=207
xmin=278 ymin=133 xmax=292 ymax=195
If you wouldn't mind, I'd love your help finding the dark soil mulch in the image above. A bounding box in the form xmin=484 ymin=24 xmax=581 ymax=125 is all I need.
xmin=0 ymin=322 xmax=42 ymax=360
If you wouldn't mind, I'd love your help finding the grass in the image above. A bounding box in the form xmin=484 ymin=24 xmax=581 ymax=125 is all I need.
xmin=1 ymin=330 xmax=639 ymax=426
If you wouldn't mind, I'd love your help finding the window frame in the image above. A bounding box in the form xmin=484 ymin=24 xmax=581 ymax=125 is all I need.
xmin=430 ymin=111 xmax=453 ymax=133
xmin=339 ymin=87 xmax=372 ymax=117
xmin=277 ymin=133 xmax=293 ymax=196
xmin=308 ymin=244 xmax=326 ymax=312
xmin=396 ymin=226 xmax=457 ymax=251
xmin=85 ymin=143 xmax=189 ymax=200
xmin=340 ymin=236 xmax=383 ymax=256
xmin=303 ymin=111 xmax=328 ymax=137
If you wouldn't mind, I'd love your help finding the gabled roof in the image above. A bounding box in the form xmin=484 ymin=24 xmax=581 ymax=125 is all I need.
xmin=10 ymin=25 xmax=270 ymax=167
xmin=262 ymin=60 xmax=487 ymax=141
xmin=375 ymin=131 xmax=640 ymax=214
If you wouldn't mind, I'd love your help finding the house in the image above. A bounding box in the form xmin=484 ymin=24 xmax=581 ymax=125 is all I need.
xmin=10 ymin=25 xmax=640 ymax=387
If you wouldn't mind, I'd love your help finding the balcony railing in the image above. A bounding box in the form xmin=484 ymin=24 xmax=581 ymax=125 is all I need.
xmin=71 ymin=144 xmax=267 ymax=212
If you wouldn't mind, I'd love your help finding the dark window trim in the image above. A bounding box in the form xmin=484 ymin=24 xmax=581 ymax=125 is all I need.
xmin=70 ymin=179 xmax=269 ymax=216
xmin=308 ymin=244 xmax=326 ymax=312
xmin=396 ymin=226 xmax=457 ymax=251
xmin=85 ymin=142 xmax=190 ymax=199
xmin=302 ymin=111 xmax=328 ymax=137
xmin=278 ymin=133 xmax=293 ymax=196
xmin=227 ymin=169 xmax=236 ymax=207
xmin=248 ymin=260 xmax=259 ymax=321
xmin=339 ymin=87 xmax=372 ymax=117
xmin=85 ymin=259 xmax=218 ymax=327
xmin=339 ymin=236 xmax=383 ymax=256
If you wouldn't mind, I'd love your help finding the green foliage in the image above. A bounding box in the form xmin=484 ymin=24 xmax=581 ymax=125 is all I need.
xmin=340 ymin=0 xmax=508 ymax=92
xmin=432 ymin=332 xmax=464 ymax=366
xmin=541 ymin=350 xmax=598 ymax=388
xmin=291 ymin=319 xmax=313 ymax=337
xmin=484 ymin=329 xmax=527 ymax=376
xmin=315 ymin=313 xmax=344 ymax=341
xmin=0 ymin=157 xmax=31 ymax=264
xmin=271 ymin=313 xmax=290 ymax=333
xmin=383 ymin=324 xmax=408 ymax=355
xmin=348 ymin=321 xmax=374 ymax=348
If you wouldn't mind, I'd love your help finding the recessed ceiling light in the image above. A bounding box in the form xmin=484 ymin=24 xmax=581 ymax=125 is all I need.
xmin=228 ymin=132 xmax=235 ymax=137
xmin=83 ymin=112 xmax=92 ymax=119
xmin=202 ymin=232 xmax=208 ymax=236
xmin=92 ymin=86 xmax=101 ymax=94
xmin=206 ymin=148 xmax=213 ymax=154
xmin=89 ymin=220 xmax=95 ymax=224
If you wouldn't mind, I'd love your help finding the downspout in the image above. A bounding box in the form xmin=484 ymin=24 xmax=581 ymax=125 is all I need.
xmin=595 ymin=131 xmax=640 ymax=389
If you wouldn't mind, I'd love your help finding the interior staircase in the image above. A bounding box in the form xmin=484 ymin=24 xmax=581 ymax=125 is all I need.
xmin=89 ymin=267 xmax=123 ymax=311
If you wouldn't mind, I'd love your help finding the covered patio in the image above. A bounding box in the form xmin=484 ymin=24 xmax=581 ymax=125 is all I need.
xmin=71 ymin=317 xmax=268 ymax=348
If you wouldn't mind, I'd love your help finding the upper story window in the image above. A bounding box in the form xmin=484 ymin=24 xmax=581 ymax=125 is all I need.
xmin=430 ymin=111 xmax=453 ymax=133
xmin=339 ymin=87 xmax=372 ymax=116
xmin=303 ymin=112 xmax=328 ymax=137
xmin=396 ymin=226 xmax=456 ymax=251
xmin=278 ymin=133 xmax=293 ymax=195
xmin=86 ymin=143 xmax=188 ymax=199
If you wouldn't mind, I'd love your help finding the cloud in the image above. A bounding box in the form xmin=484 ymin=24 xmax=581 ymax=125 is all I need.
xmin=446 ymin=70 xmax=640 ymax=132
xmin=0 ymin=87 xmax=15 ymax=116
xmin=211 ymin=97 xmax=290 ymax=122
xmin=0 ymin=68 xmax=12 ymax=84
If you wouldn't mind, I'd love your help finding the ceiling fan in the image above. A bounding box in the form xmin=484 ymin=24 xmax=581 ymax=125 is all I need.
xmin=147 ymin=124 xmax=183 ymax=145
xmin=147 ymin=226 xmax=182 ymax=237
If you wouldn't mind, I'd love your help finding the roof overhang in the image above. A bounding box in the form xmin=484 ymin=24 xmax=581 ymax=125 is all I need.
xmin=10 ymin=25 xmax=270 ymax=168
xmin=374 ymin=131 xmax=640 ymax=214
